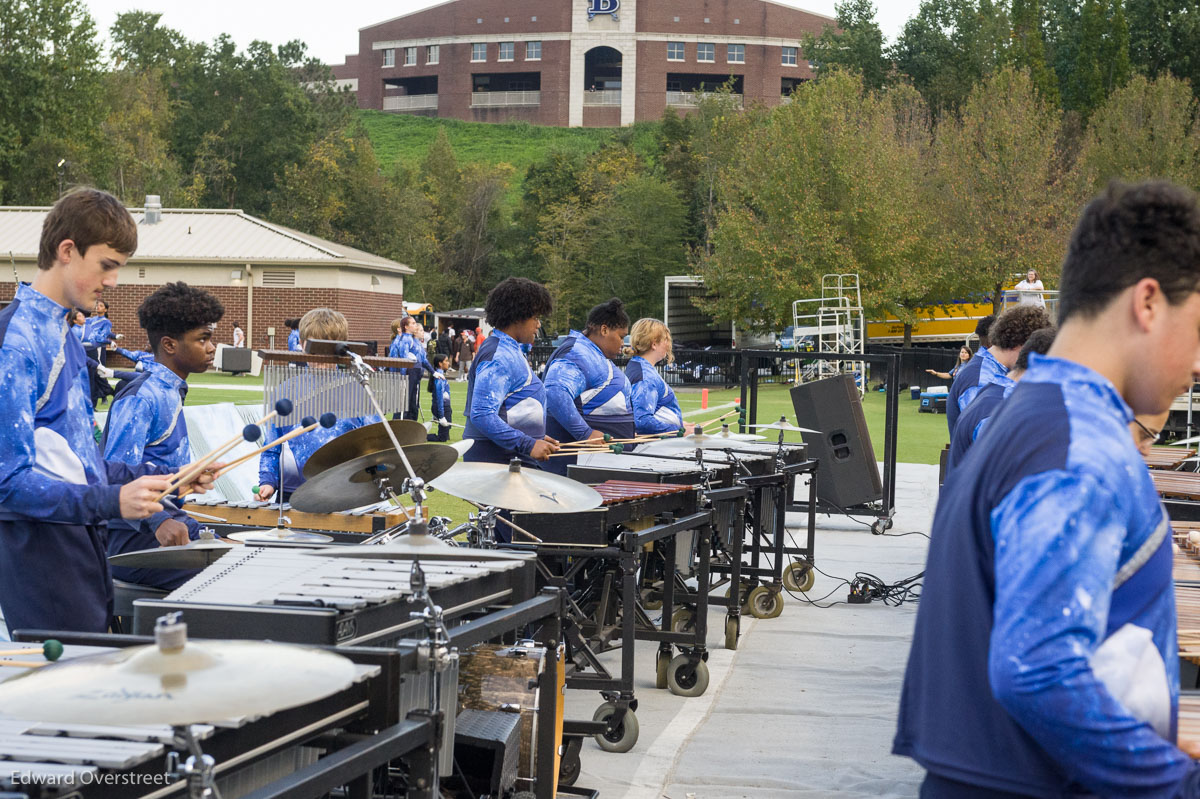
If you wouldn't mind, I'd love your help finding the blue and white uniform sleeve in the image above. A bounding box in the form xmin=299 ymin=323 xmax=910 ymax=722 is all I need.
xmin=257 ymin=424 xmax=290 ymax=489
xmin=959 ymin=383 xmax=983 ymax=412
xmin=545 ymin=359 xmax=591 ymax=440
xmin=631 ymin=377 xmax=678 ymax=434
xmin=469 ymin=360 xmax=537 ymax=455
xmin=103 ymin=396 xmax=152 ymax=466
xmin=0 ymin=348 xmax=121 ymax=522
xmin=431 ymin=379 xmax=446 ymax=419
xmin=989 ymin=471 xmax=1200 ymax=797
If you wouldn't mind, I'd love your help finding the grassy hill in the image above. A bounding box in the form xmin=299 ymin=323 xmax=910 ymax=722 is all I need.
xmin=356 ymin=110 xmax=663 ymax=207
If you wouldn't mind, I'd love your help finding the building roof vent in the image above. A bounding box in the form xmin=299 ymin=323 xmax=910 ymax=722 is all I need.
xmin=144 ymin=195 xmax=162 ymax=225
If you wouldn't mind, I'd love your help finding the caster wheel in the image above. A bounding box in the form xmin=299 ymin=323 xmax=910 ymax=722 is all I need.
xmin=641 ymin=587 xmax=663 ymax=611
xmin=670 ymin=607 xmax=695 ymax=633
xmin=746 ymin=585 xmax=783 ymax=619
xmin=667 ymin=654 xmax=710 ymax=697
xmin=783 ymin=560 xmax=815 ymax=593
xmin=558 ymin=736 xmax=582 ymax=786
xmin=724 ymin=615 xmax=739 ymax=650
xmin=592 ymin=702 xmax=639 ymax=753
xmin=655 ymin=650 xmax=671 ymax=690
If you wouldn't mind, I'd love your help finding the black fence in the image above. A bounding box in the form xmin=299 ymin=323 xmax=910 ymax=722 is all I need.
xmin=866 ymin=345 xmax=962 ymax=391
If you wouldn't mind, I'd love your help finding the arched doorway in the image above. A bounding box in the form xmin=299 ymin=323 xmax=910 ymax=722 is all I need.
xmin=584 ymin=46 xmax=623 ymax=96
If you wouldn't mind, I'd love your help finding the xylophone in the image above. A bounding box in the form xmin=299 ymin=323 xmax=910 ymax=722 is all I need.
xmin=1145 ymin=445 xmax=1196 ymax=470
xmin=511 ymin=479 xmax=700 ymax=547
xmin=131 ymin=546 xmax=536 ymax=646
xmin=1152 ymin=471 xmax=1200 ymax=521
xmin=568 ymin=451 xmax=730 ymax=488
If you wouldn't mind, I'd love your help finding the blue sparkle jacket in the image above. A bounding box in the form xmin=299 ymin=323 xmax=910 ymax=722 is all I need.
xmin=429 ymin=369 xmax=451 ymax=422
xmin=0 ymin=284 xmax=152 ymax=523
xmin=102 ymin=364 xmax=201 ymax=540
xmin=287 ymin=329 xmax=302 ymax=352
xmin=626 ymin=356 xmax=683 ymax=434
xmin=543 ymin=331 xmax=634 ymax=442
xmin=946 ymin=382 xmax=1007 ymax=471
xmin=895 ymin=353 xmax=1197 ymax=798
xmin=462 ymin=330 xmax=546 ymax=464
xmin=82 ymin=315 xmax=112 ymax=347
xmin=947 ymin=347 xmax=1011 ymax=440
xmin=389 ymin=332 xmax=432 ymax=373
xmin=115 ymin=347 xmax=156 ymax=369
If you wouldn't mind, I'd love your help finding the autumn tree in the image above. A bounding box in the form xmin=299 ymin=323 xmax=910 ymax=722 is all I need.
xmin=801 ymin=0 xmax=893 ymax=90
xmin=928 ymin=67 xmax=1073 ymax=312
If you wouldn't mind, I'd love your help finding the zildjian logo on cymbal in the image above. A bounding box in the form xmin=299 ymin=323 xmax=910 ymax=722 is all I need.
xmin=539 ymin=492 xmax=561 ymax=504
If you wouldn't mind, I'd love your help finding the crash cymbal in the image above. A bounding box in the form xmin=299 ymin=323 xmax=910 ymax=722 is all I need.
xmin=290 ymin=443 xmax=459 ymax=513
xmin=312 ymin=535 xmax=534 ymax=562
xmin=227 ymin=528 xmax=334 ymax=544
xmin=745 ymin=418 xmax=820 ymax=433
xmin=451 ymin=438 xmax=474 ymax=456
xmin=708 ymin=428 xmax=766 ymax=441
xmin=108 ymin=539 xmax=236 ymax=570
xmin=303 ymin=419 xmax=428 ymax=479
xmin=0 ymin=630 xmax=356 ymax=726
xmin=429 ymin=461 xmax=603 ymax=513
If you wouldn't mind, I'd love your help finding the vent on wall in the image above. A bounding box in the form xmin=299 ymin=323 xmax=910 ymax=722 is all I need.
xmin=261 ymin=269 xmax=295 ymax=287
xmin=138 ymin=267 xmax=146 ymax=279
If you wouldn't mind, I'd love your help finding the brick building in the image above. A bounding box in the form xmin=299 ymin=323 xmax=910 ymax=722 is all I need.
xmin=0 ymin=199 xmax=413 ymax=362
xmin=347 ymin=0 xmax=828 ymax=126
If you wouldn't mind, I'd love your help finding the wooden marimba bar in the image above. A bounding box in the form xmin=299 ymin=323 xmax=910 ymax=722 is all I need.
xmin=1145 ymin=445 xmax=1196 ymax=470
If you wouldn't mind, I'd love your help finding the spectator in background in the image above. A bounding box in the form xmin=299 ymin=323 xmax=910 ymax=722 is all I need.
xmin=286 ymin=318 xmax=302 ymax=352
xmin=388 ymin=315 xmax=432 ymax=419
xmin=1014 ymin=269 xmax=1047 ymax=308
xmin=435 ymin=328 xmax=451 ymax=357
xmin=232 ymin=322 xmax=245 ymax=348
xmin=83 ymin=299 xmax=113 ymax=363
xmin=926 ymin=345 xmax=972 ymax=382
xmin=69 ymin=309 xmax=86 ymax=340
xmin=975 ymin=314 xmax=996 ymax=349
xmin=453 ymin=329 xmax=474 ymax=382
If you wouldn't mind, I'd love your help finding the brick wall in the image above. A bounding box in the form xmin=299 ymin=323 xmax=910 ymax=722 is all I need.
xmin=0 ymin=283 xmax=405 ymax=358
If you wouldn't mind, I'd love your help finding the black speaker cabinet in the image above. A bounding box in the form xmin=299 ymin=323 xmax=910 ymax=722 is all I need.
xmin=789 ymin=375 xmax=883 ymax=508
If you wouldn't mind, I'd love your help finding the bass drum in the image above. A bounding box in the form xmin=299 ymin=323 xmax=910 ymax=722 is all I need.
xmin=458 ymin=641 xmax=566 ymax=792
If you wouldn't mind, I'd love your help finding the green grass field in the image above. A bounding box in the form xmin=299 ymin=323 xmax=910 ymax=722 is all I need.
xmin=130 ymin=372 xmax=948 ymax=519
xmin=357 ymin=111 xmax=663 ymax=208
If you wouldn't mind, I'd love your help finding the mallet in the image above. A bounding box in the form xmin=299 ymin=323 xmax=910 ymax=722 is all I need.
xmin=213 ymin=413 xmax=338 ymax=478
xmin=0 ymin=640 xmax=63 ymax=661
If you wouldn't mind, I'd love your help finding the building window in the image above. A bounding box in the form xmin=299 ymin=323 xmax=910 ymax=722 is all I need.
xmin=382 ymin=48 xmax=395 ymax=67
xmin=498 ymin=41 xmax=514 ymax=61
xmin=510 ymin=80 xmax=532 ymax=91
xmin=782 ymin=46 xmax=798 ymax=66
xmin=667 ymin=79 xmax=681 ymax=92
xmin=526 ymin=41 xmax=541 ymax=60
xmin=404 ymin=47 xmax=416 ymax=66
xmin=728 ymin=44 xmax=745 ymax=63
xmin=427 ymin=45 xmax=439 ymax=64
xmin=697 ymin=43 xmax=715 ymax=62
xmin=471 ymin=43 xmax=486 ymax=62
xmin=667 ymin=42 xmax=685 ymax=61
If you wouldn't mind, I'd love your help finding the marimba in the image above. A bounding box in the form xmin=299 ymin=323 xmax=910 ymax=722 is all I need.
xmin=182 ymin=499 xmax=413 ymax=540
xmin=1145 ymin=445 xmax=1196 ymax=470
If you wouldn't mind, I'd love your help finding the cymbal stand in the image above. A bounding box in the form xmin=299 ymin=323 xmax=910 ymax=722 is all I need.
xmin=409 ymin=560 xmax=452 ymax=799
xmin=170 ymin=726 xmax=221 ymax=799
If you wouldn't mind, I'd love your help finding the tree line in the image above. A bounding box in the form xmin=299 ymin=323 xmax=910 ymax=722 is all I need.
xmin=6 ymin=0 xmax=1200 ymax=339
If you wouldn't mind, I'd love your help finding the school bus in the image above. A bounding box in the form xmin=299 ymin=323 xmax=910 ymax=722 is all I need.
xmin=866 ymin=298 xmax=997 ymax=344
xmin=403 ymin=302 xmax=435 ymax=331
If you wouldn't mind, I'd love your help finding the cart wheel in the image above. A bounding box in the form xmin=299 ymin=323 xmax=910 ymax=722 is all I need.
xmin=592 ymin=703 xmax=639 ymax=753
xmin=746 ymin=585 xmax=783 ymax=619
xmin=667 ymin=654 xmax=710 ymax=697
xmin=670 ymin=607 xmax=695 ymax=633
xmin=655 ymin=649 xmax=671 ymax=690
xmin=641 ymin=587 xmax=663 ymax=611
xmin=783 ymin=560 xmax=815 ymax=593
xmin=724 ymin=615 xmax=739 ymax=650
xmin=558 ymin=735 xmax=583 ymax=786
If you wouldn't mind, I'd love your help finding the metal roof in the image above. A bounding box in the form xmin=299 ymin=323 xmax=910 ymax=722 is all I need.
xmin=0 ymin=206 xmax=413 ymax=274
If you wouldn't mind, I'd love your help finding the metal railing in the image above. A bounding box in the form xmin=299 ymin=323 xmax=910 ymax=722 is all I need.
xmin=471 ymin=90 xmax=541 ymax=107
xmin=382 ymin=94 xmax=439 ymax=111
xmin=666 ymin=91 xmax=744 ymax=108
xmin=999 ymin=289 xmax=1058 ymax=317
xmin=583 ymin=89 xmax=621 ymax=106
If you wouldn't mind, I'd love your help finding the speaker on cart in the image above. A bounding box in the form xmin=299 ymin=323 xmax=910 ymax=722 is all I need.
xmin=789 ymin=375 xmax=883 ymax=508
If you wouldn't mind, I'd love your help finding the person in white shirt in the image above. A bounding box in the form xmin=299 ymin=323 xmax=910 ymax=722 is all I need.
xmin=232 ymin=322 xmax=245 ymax=348
xmin=1014 ymin=269 xmax=1046 ymax=307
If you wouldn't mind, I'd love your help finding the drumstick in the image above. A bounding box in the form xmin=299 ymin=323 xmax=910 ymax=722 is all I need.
xmin=212 ymin=413 xmax=338 ymax=479
xmin=155 ymin=398 xmax=295 ymax=500
xmin=0 ymin=660 xmax=48 ymax=669
xmin=0 ymin=640 xmax=63 ymax=660
xmin=465 ymin=500 xmax=543 ymax=543
xmin=701 ymin=410 xmax=741 ymax=431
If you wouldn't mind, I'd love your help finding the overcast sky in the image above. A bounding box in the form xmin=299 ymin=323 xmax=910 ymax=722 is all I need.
xmin=79 ymin=1 xmax=923 ymax=65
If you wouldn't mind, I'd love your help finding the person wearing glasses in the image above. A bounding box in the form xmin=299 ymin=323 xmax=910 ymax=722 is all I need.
xmin=1131 ymin=412 xmax=1169 ymax=457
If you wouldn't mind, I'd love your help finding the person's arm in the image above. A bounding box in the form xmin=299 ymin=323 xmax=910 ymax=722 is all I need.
xmin=431 ymin=378 xmax=446 ymax=420
xmin=468 ymin=360 xmax=537 ymax=454
xmin=257 ymin=424 xmax=288 ymax=493
xmin=631 ymin=376 xmax=678 ymax=434
xmin=544 ymin=359 xmax=592 ymax=441
xmin=0 ymin=348 xmax=123 ymax=522
xmin=989 ymin=471 xmax=1200 ymax=797
xmin=926 ymin=369 xmax=952 ymax=380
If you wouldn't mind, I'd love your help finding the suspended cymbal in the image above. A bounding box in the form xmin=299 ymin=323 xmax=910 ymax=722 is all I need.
xmin=312 ymin=535 xmax=533 ymax=562
xmin=451 ymin=438 xmax=474 ymax=456
xmin=429 ymin=461 xmax=603 ymax=513
xmin=639 ymin=432 xmax=765 ymax=455
xmin=0 ymin=637 xmax=357 ymax=726
xmin=708 ymin=429 xmax=765 ymax=441
xmin=108 ymin=539 xmax=236 ymax=570
xmin=303 ymin=419 xmax=429 ymax=479
xmin=291 ymin=443 xmax=459 ymax=513
xmin=227 ymin=528 xmax=334 ymax=544
xmin=745 ymin=419 xmax=820 ymax=433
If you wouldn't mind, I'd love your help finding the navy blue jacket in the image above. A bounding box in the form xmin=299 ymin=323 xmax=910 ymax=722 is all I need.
xmin=947 ymin=348 xmax=1011 ymax=441
xmin=946 ymin=382 xmax=1007 ymax=471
